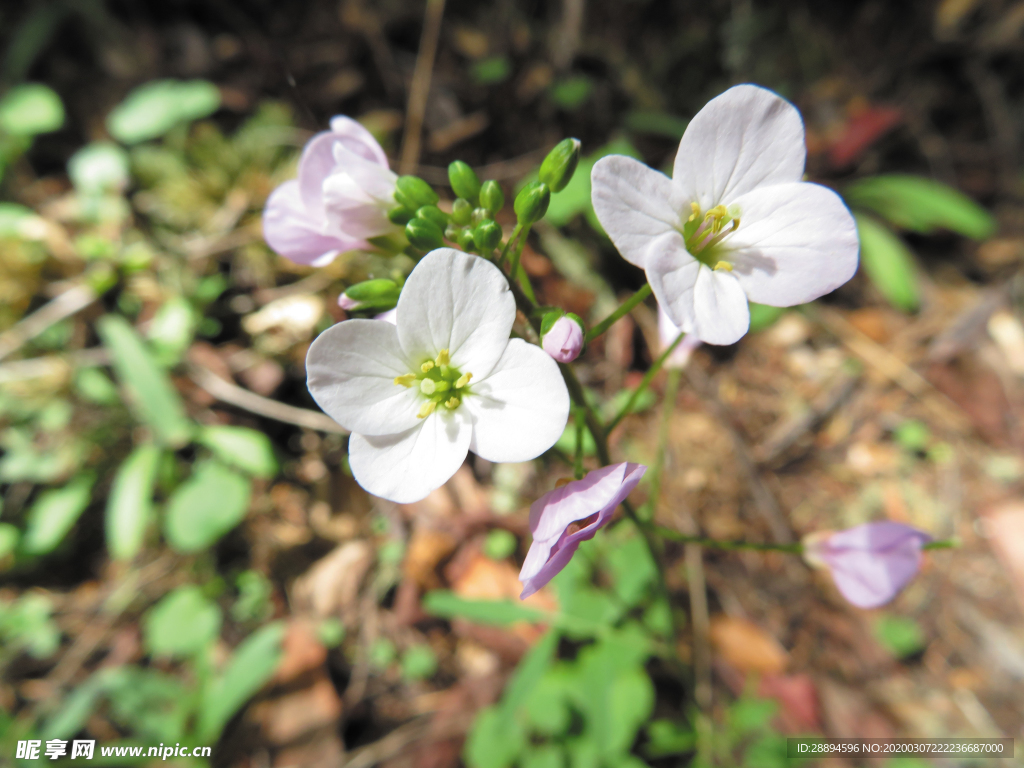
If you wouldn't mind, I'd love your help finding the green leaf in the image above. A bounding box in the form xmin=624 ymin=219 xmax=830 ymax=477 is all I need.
xmin=197 ymin=621 xmax=285 ymax=741
xmin=501 ymin=629 xmax=559 ymax=716
xmin=401 ymin=644 xmax=438 ymax=681
xmin=146 ymin=296 xmax=196 ymax=366
xmin=0 ymin=83 xmax=64 ymax=136
xmin=645 ymin=719 xmax=696 ymax=758
xmin=623 ymin=110 xmax=688 ymax=139
xmin=524 ymin=668 xmax=572 ymax=736
xmin=874 ymin=614 xmax=926 ymax=658
xmin=67 ymin=142 xmax=130 ymax=195
xmin=22 ymin=474 xmax=94 ymax=555
xmin=422 ymin=590 xmax=548 ymax=626
xmin=196 ymin=425 xmax=278 ymax=478
xmin=464 ymin=706 xmax=526 ymax=768
xmin=106 ymin=444 xmax=162 ymax=560
xmin=748 ymin=302 xmax=786 ymax=332
xmin=143 ymin=585 xmax=222 ymax=659
xmin=550 ymin=76 xmax=593 ymax=111
xmin=855 ymin=214 xmax=921 ymax=312
xmin=96 ymin=315 xmax=193 ymax=447
xmin=606 ymin=669 xmax=655 ymax=753
xmin=107 ymin=79 xmax=220 ymax=144
xmin=482 ymin=528 xmax=518 ymax=560
xmin=521 ymin=745 xmax=565 ymax=768
xmin=607 ymin=534 xmax=657 ymax=606
xmin=74 ymin=367 xmax=121 ymax=406
xmin=0 ymin=523 xmax=19 ymax=561
xmin=471 ymin=56 xmax=512 ymax=85
xmin=845 ymin=174 xmax=996 ymax=239
xmin=163 ymin=460 xmax=252 ymax=553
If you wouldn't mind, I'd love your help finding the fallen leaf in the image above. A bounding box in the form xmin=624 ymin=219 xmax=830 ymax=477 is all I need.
xmin=709 ymin=616 xmax=789 ymax=674
xmin=293 ymin=540 xmax=374 ymax=619
xmin=274 ymin=620 xmax=327 ymax=685
xmin=256 ymin=675 xmax=342 ymax=745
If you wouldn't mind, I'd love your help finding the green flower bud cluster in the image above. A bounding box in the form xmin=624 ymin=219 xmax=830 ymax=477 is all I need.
xmin=443 ymin=162 xmax=505 ymax=255
xmin=511 ymin=139 xmax=582 ymax=227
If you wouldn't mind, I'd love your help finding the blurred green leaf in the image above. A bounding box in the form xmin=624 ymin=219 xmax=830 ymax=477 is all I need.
xmin=0 ymin=83 xmax=64 ymax=136
xmin=317 ymin=618 xmax=345 ymax=648
xmin=550 ymin=76 xmax=593 ymax=111
xmin=197 ymin=425 xmax=278 ymax=479
xmin=422 ymin=590 xmax=548 ymax=626
xmin=22 ymin=474 xmax=94 ymax=555
xmin=106 ymin=444 xmax=161 ymax=561
xmin=855 ymin=214 xmax=921 ymax=312
xmin=483 ymin=528 xmax=518 ymax=560
xmin=464 ymin=705 xmax=526 ymax=768
xmin=874 ymin=614 xmax=926 ymax=658
xmin=68 ymin=142 xmax=130 ymax=195
xmin=370 ymin=637 xmax=397 ymax=668
xmin=471 ymin=56 xmax=512 ymax=85
xmin=74 ymin=367 xmax=121 ymax=406
xmin=645 ymin=719 xmax=696 ymax=758
xmin=143 ymin=585 xmax=222 ymax=659
xmin=749 ymin=302 xmax=786 ymax=332
xmin=107 ymin=79 xmax=221 ymax=144
xmin=96 ymin=315 xmax=193 ymax=447
xmin=623 ymin=110 xmax=688 ymax=139
xmin=521 ymin=745 xmax=564 ymax=768
xmin=0 ymin=523 xmax=18 ymax=561
xmin=729 ymin=697 xmax=777 ymax=735
xmin=401 ymin=644 xmax=438 ymax=680
xmin=197 ymin=620 xmax=285 ymax=741
xmin=163 ymin=460 xmax=252 ymax=553
xmin=146 ymin=296 xmax=196 ymax=366
xmin=231 ymin=569 xmax=274 ymax=623
xmin=0 ymin=202 xmax=42 ymax=238
xmin=606 ymin=669 xmax=655 ymax=753
xmin=607 ymin=534 xmax=657 ymax=606
xmin=0 ymin=593 xmax=60 ymax=658
xmin=894 ymin=419 xmax=930 ymax=452
xmin=501 ymin=629 xmax=559 ymax=715
xmin=845 ymin=174 xmax=996 ymax=239
xmin=524 ymin=669 xmax=571 ymax=736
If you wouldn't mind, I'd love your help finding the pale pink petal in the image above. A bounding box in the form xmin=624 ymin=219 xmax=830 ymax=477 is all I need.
xmin=692 ymin=266 xmax=749 ymax=345
xmin=542 ymin=316 xmax=584 ymax=363
xmin=262 ymin=180 xmax=359 ymax=265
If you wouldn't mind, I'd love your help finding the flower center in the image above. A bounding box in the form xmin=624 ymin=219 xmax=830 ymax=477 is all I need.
xmin=682 ymin=202 xmax=740 ymax=272
xmin=393 ymin=348 xmax=473 ymax=418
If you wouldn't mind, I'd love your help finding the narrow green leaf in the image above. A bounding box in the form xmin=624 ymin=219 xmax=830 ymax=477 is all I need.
xmin=855 ymin=214 xmax=921 ymax=312
xmin=197 ymin=425 xmax=278 ymax=478
xmin=501 ymin=629 xmax=559 ymax=716
xmin=845 ymin=174 xmax=996 ymax=239
xmin=0 ymin=83 xmax=64 ymax=136
xmin=143 ymin=585 xmax=222 ymax=659
xmin=96 ymin=315 xmax=193 ymax=447
xmin=107 ymin=79 xmax=220 ymax=144
xmin=197 ymin=621 xmax=285 ymax=741
xmin=422 ymin=590 xmax=548 ymax=626
xmin=106 ymin=443 xmax=162 ymax=560
xmin=163 ymin=460 xmax=252 ymax=553
xmin=22 ymin=474 xmax=94 ymax=554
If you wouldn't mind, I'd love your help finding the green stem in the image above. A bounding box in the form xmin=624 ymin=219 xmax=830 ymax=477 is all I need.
xmin=585 ymin=283 xmax=652 ymax=342
xmin=923 ymin=539 xmax=957 ymax=550
xmin=640 ymin=368 xmax=680 ymax=521
xmin=497 ymin=223 xmax=522 ymax=266
xmin=508 ymin=223 xmax=531 ymax=277
xmin=606 ymin=331 xmax=686 ymax=434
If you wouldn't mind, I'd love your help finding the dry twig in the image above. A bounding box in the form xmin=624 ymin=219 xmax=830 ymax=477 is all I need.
xmin=399 ymin=0 xmax=447 ymax=175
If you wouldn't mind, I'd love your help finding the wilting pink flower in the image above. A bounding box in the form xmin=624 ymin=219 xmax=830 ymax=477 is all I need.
xmin=542 ymin=315 xmax=585 ymax=363
xmin=519 ymin=462 xmax=646 ymax=599
xmin=657 ymin=302 xmax=702 ymax=369
xmin=263 ymin=116 xmax=399 ymax=266
xmin=804 ymin=522 xmax=931 ymax=609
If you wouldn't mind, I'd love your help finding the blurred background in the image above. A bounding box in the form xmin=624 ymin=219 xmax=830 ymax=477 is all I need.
xmin=2 ymin=0 xmax=1024 ymax=766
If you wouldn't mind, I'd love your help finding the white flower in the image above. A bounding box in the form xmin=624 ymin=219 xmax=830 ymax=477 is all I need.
xmin=306 ymin=248 xmax=570 ymax=503
xmin=592 ymin=84 xmax=858 ymax=345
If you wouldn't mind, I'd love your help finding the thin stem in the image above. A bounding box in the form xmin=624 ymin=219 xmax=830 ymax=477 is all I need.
xmin=497 ymin=223 xmax=523 ymax=266
xmin=573 ymin=405 xmax=585 ymax=480
xmin=653 ymin=526 xmax=958 ymax=554
xmin=923 ymin=539 xmax=958 ymax=550
xmin=606 ymin=331 xmax=686 ymax=434
xmin=585 ymin=283 xmax=652 ymax=343
xmin=640 ymin=368 xmax=680 ymax=521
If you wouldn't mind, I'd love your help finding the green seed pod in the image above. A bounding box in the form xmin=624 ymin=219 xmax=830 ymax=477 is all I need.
xmin=396 ymin=175 xmax=439 ymax=208
xmin=479 ymin=180 xmax=505 ymax=214
xmin=473 ymin=219 xmax=502 ymax=251
xmin=539 ymin=138 xmax=582 ymax=192
xmin=448 ymin=161 xmax=481 ymax=203
xmin=451 ymin=198 xmax=473 ymax=226
xmin=514 ymin=180 xmax=551 ymax=225
xmin=345 ymin=278 xmax=400 ymax=303
xmin=415 ymin=205 xmax=449 ymax=229
xmin=405 ymin=217 xmax=445 ymax=250
xmin=457 ymin=228 xmax=476 ymax=251
xmin=388 ymin=206 xmax=414 ymax=225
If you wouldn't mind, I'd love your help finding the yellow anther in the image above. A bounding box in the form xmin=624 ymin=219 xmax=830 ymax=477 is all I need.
xmin=394 ymin=374 xmax=416 ymax=388
xmin=420 ymin=379 xmax=437 ymax=395
xmin=455 ymin=372 xmax=472 ymax=389
xmin=417 ymin=400 xmax=437 ymax=418
xmin=435 ymin=349 xmax=450 ymax=366
xmin=688 ymin=202 xmax=701 ymax=221
xmin=706 ymin=204 xmax=728 ymax=219
xmin=713 ymin=261 xmax=734 ymax=272
xmin=421 ymin=360 xmax=435 ymax=373
xmin=444 ymin=396 xmax=461 ymax=409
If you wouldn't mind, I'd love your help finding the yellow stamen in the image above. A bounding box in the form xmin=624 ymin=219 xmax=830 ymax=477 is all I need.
xmin=713 ymin=261 xmax=733 ymax=272
xmin=394 ymin=374 xmax=416 ymax=387
xmin=444 ymin=396 xmax=461 ymax=409
xmin=455 ymin=372 xmax=472 ymax=389
xmin=421 ymin=360 xmax=435 ymax=373
xmin=435 ymin=349 xmax=450 ymax=366
xmin=688 ymin=202 xmax=701 ymax=222
xmin=417 ymin=400 xmax=437 ymax=418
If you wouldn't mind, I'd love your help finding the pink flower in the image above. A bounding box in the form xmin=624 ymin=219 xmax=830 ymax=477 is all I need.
xmin=657 ymin=302 xmax=702 ymax=369
xmin=519 ymin=462 xmax=646 ymax=599
xmin=541 ymin=315 xmax=585 ymax=363
xmin=804 ymin=522 xmax=931 ymax=609
xmin=263 ymin=116 xmax=399 ymax=266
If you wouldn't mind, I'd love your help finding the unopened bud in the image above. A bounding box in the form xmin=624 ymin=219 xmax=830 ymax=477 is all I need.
xmin=388 ymin=206 xmax=414 ymax=225
xmin=415 ymin=205 xmax=449 ymax=229
xmin=541 ymin=312 xmax=585 ymax=363
xmin=451 ymin=198 xmax=473 ymax=226
xmin=340 ymin=278 xmax=401 ymax=311
xmin=448 ymin=161 xmax=481 ymax=203
xmin=457 ymin=228 xmax=476 ymax=252
xmin=539 ymin=138 xmax=581 ymax=192
xmin=479 ymin=180 xmax=505 ymax=214
xmin=473 ymin=219 xmax=502 ymax=251
xmin=395 ymin=175 xmax=439 ymax=209
xmin=514 ymin=181 xmax=550 ymax=225
xmin=405 ymin=217 xmax=444 ymax=250
xmin=472 ymin=207 xmax=492 ymax=226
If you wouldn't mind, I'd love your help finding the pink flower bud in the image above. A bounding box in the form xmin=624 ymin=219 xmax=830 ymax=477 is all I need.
xmin=542 ymin=315 xmax=585 ymax=363
xmin=803 ymin=522 xmax=931 ymax=609
xmin=338 ymin=293 xmax=360 ymax=310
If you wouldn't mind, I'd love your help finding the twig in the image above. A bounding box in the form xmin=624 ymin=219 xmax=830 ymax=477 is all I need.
xmin=0 ymin=284 xmax=98 ymax=363
xmin=0 ymin=348 xmax=110 ymax=384
xmin=188 ymin=363 xmax=347 ymax=433
xmin=399 ymin=0 xmax=446 ymax=175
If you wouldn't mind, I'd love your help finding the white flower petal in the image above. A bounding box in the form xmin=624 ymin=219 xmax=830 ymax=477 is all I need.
xmin=306 ymin=318 xmax=422 ymax=436
xmin=673 ymin=84 xmax=805 ymax=209
xmin=692 ymin=267 xmax=750 ymax=345
xmin=396 ymin=249 xmax=516 ymax=379
xmin=464 ymin=339 xmax=570 ymax=463
xmin=645 ymin=234 xmax=700 ymax=333
xmin=348 ymin=409 xmax=472 ymax=503
xmin=726 ymin=182 xmax=859 ymax=306
xmin=591 ymin=156 xmax=688 ymax=268
xmin=262 ymin=180 xmax=357 ymax=265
